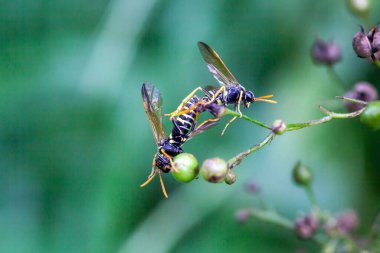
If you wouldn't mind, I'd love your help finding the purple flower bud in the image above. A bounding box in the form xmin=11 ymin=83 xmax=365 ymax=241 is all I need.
xmin=352 ymin=26 xmax=372 ymax=58
xmin=235 ymin=209 xmax=250 ymax=224
xmin=311 ymin=38 xmax=341 ymax=65
xmin=336 ymin=209 xmax=359 ymax=234
xmin=294 ymin=214 xmax=319 ymax=239
xmin=353 ymin=25 xmax=380 ymax=62
xmin=344 ymin=82 xmax=378 ymax=111
xmin=245 ymin=181 xmax=260 ymax=194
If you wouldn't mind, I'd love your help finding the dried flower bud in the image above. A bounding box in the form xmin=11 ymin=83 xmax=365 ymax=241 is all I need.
xmin=346 ymin=0 xmax=371 ymax=16
xmin=235 ymin=209 xmax=250 ymax=223
xmin=353 ymin=25 xmax=380 ymax=62
xmin=200 ymin=157 xmax=228 ymax=183
xmin=294 ymin=214 xmax=319 ymax=239
xmin=310 ymin=38 xmax=341 ymax=65
xmin=292 ymin=161 xmax=313 ymax=187
xmin=336 ymin=209 xmax=359 ymax=234
xmin=172 ymin=153 xmax=199 ymax=183
xmin=271 ymin=119 xmax=286 ymax=135
xmin=224 ymin=170 xmax=236 ymax=185
xmin=360 ymin=101 xmax=380 ymax=130
xmin=344 ymin=82 xmax=378 ymax=111
xmin=245 ymin=181 xmax=260 ymax=194
xmin=353 ymin=26 xmax=372 ymax=58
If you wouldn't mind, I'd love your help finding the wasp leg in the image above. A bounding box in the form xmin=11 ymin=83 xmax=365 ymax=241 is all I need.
xmin=220 ymin=90 xmax=244 ymax=135
xmin=236 ymin=90 xmax=244 ymax=118
xmin=221 ymin=116 xmax=237 ymax=136
xmin=195 ymin=117 xmax=220 ymax=132
xmin=158 ymin=170 xmax=168 ymax=198
xmin=140 ymin=169 xmax=157 ymax=188
xmin=161 ymin=149 xmax=176 ymax=172
xmin=164 ymin=87 xmax=208 ymax=119
xmin=140 ymin=154 xmax=158 ymax=188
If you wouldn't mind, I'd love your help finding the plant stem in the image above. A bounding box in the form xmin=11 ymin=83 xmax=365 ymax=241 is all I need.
xmin=326 ymin=66 xmax=346 ymax=91
xmin=224 ymin=109 xmax=271 ymax=130
xmin=249 ymin=208 xmax=293 ymax=230
xmin=286 ymin=106 xmax=366 ymax=132
xmin=227 ymin=132 xmax=275 ymax=169
xmin=305 ymin=185 xmax=319 ymax=208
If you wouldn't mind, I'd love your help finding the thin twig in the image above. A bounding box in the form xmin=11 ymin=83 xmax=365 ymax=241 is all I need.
xmin=227 ymin=132 xmax=275 ymax=169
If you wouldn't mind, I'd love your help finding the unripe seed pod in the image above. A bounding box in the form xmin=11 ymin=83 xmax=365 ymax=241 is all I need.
xmin=200 ymin=157 xmax=228 ymax=183
xmin=224 ymin=170 xmax=236 ymax=185
xmin=360 ymin=101 xmax=380 ymax=130
xmin=172 ymin=153 xmax=199 ymax=183
xmin=271 ymin=119 xmax=286 ymax=135
xmin=292 ymin=161 xmax=313 ymax=187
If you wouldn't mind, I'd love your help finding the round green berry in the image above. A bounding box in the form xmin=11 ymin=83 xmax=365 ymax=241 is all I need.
xmin=360 ymin=101 xmax=380 ymax=130
xmin=292 ymin=161 xmax=313 ymax=187
xmin=172 ymin=153 xmax=199 ymax=183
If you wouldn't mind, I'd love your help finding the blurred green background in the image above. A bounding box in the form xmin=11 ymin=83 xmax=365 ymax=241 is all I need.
xmin=1 ymin=0 xmax=380 ymax=252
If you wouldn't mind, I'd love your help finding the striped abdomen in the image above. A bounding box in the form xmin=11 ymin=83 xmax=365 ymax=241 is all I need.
xmin=169 ymin=96 xmax=199 ymax=146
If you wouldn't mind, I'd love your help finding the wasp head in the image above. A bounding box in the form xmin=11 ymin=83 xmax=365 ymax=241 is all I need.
xmin=244 ymin=90 xmax=255 ymax=107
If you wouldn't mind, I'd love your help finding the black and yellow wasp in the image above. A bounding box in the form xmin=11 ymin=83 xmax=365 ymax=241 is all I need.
xmin=141 ymin=82 xmax=217 ymax=198
xmin=166 ymin=42 xmax=277 ymax=134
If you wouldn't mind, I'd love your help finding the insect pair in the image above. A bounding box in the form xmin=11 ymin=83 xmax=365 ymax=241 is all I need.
xmin=141 ymin=42 xmax=277 ymax=198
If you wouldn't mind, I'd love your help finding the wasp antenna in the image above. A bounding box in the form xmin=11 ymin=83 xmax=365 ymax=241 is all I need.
xmin=140 ymin=169 xmax=157 ymax=188
xmin=255 ymin=94 xmax=277 ymax=104
xmin=257 ymin=94 xmax=274 ymax=99
xmin=158 ymin=170 xmax=168 ymax=198
xmin=255 ymin=98 xmax=278 ymax=104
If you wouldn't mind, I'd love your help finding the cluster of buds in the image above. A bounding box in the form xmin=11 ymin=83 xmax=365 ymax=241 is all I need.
xmin=352 ymin=25 xmax=380 ymax=62
xmin=294 ymin=213 xmax=320 ymax=239
xmin=325 ymin=209 xmax=359 ymax=236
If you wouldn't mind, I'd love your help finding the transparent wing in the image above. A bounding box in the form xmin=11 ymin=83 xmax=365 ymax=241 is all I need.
xmin=141 ymin=82 xmax=165 ymax=146
xmin=198 ymin=41 xmax=239 ymax=86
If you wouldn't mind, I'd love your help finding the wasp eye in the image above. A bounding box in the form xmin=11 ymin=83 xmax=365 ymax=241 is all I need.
xmin=245 ymin=91 xmax=254 ymax=102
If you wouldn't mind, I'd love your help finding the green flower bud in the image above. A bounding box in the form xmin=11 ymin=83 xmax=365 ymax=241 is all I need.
xmin=172 ymin=153 xmax=199 ymax=183
xmin=346 ymin=0 xmax=370 ymax=16
xmin=271 ymin=119 xmax=286 ymax=135
xmin=224 ymin=170 xmax=236 ymax=185
xmin=292 ymin=161 xmax=313 ymax=187
xmin=200 ymin=157 xmax=228 ymax=183
xmin=360 ymin=101 xmax=380 ymax=130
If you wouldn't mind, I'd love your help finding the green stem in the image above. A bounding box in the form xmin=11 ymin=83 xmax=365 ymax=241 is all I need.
xmin=249 ymin=208 xmax=293 ymax=230
xmin=225 ymin=109 xmax=271 ymax=130
xmin=305 ymin=185 xmax=318 ymax=208
xmin=326 ymin=66 xmax=346 ymax=91
xmin=227 ymin=132 xmax=275 ymax=169
xmin=286 ymin=106 xmax=366 ymax=132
